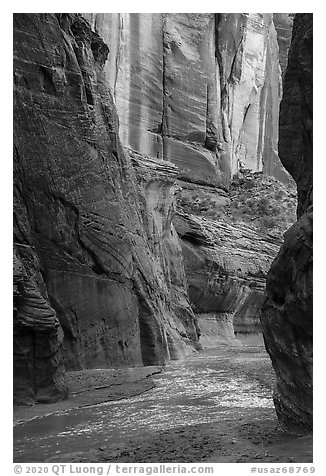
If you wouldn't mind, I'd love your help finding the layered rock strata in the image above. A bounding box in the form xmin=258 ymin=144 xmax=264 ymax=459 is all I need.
xmin=80 ymin=12 xmax=295 ymax=345
xmin=174 ymin=213 xmax=281 ymax=345
xmin=13 ymin=13 xmax=198 ymax=403
xmin=260 ymin=14 xmax=313 ymax=433
xmin=13 ymin=12 xmax=300 ymax=405
xmin=13 ymin=250 xmax=67 ymax=404
xmin=175 ymin=169 xmax=297 ymax=343
xmin=128 ymin=148 xmax=200 ymax=358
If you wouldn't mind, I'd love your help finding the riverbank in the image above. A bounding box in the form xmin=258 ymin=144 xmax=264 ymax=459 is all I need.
xmin=14 ymin=337 xmax=313 ymax=463
xmin=14 ymin=366 xmax=163 ymax=426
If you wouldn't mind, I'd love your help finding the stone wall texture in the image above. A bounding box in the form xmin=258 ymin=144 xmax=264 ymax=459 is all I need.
xmin=79 ymin=12 xmax=295 ymax=349
xmin=13 ymin=13 xmax=199 ymax=404
xmin=83 ymin=13 xmax=292 ymax=185
xmin=13 ymin=13 xmax=298 ymax=405
xmin=260 ymin=13 xmax=313 ymax=434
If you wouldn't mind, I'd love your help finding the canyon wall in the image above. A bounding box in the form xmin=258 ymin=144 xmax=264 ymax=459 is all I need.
xmin=84 ymin=13 xmax=290 ymax=185
xmin=13 ymin=13 xmax=199 ymax=404
xmin=174 ymin=167 xmax=297 ymax=344
xmin=261 ymin=14 xmax=313 ymax=433
xmin=273 ymin=13 xmax=295 ymax=78
xmin=174 ymin=211 xmax=281 ymax=344
xmin=13 ymin=13 xmax=297 ymax=404
xmin=82 ymin=12 xmax=294 ymax=343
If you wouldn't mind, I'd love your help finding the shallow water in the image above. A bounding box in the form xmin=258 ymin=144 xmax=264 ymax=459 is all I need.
xmin=14 ymin=344 xmax=273 ymax=462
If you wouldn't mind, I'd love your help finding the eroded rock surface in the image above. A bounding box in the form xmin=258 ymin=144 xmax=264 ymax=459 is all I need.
xmin=273 ymin=14 xmax=294 ymax=78
xmin=84 ymin=13 xmax=290 ymax=187
xmin=13 ymin=12 xmax=301 ymax=406
xmin=174 ymin=213 xmax=281 ymax=344
xmin=175 ymin=170 xmax=297 ymax=344
xmin=80 ymin=12 xmax=295 ymax=346
xmin=260 ymin=14 xmax=313 ymax=433
xmin=13 ymin=13 xmax=198 ymax=403
xmin=129 ymin=149 xmax=200 ymax=358
xmin=13 ymin=250 xmax=67 ymax=404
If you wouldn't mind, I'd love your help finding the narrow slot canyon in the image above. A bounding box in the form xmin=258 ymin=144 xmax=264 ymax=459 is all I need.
xmin=13 ymin=12 xmax=313 ymax=464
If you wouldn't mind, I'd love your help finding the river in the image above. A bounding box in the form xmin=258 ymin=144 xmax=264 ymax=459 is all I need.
xmin=14 ymin=337 xmax=312 ymax=463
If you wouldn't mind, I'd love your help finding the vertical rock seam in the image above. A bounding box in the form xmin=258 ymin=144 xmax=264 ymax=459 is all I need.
xmin=260 ymin=13 xmax=313 ymax=434
xmin=89 ymin=13 xmax=290 ymax=185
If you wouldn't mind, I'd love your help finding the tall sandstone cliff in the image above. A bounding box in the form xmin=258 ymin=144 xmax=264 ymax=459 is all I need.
xmin=13 ymin=14 xmax=199 ymax=404
xmin=82 ymin=13 xmax=294 ymax=344
xmin=13 ymin=13 xmax=294 ymax=404
xmin=261 ymin=14 xmax=313 ymax=433
xmin=83 ymin=13 xmax=291 ymax=183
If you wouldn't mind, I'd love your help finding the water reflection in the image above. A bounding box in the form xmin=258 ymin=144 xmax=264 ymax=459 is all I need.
xmin=14 ymin=348 xmax=273 ymax=461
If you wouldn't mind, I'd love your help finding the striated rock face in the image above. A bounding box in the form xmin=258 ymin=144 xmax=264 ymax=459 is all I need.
xmin=128 ymin=149 xmax=200 ymax=358
xmin=273 ymin=14 xmax=294 ymax=78
xmin=80 ymin=12 xmax=295 ymax=346
xmin=13 ymin=250 xmax=67 ymax=404
xmin=83 ymin=13 xmax=227 ymax=192
xmin=13 ymin=13 xmax=198 ymax=403
xmin=278 ymin=17 xmax=313 ymax=219
xmin=176 ymin=169 xmax=297 ymax=344
xmin=13 ymin=12 xmax=301 ymax=405
xmin=260 ymin=14 xmax=313 ymax=433
xmin=267 ymin=13 xmax=293 ymax=184
xmin=84 ymin=13 xmax=290 ymax=187
xmin=174 ymin=213 xmax=281 ymax=345
xmin=217 ymin=14 xmax=281 ymax=179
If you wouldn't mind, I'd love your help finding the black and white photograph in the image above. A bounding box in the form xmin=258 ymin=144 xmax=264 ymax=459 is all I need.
xmin=12 ymin=7 xmax=313 ymax=470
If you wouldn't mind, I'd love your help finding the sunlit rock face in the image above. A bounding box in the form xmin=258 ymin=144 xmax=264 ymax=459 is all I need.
xmin=83 ymin=13 xmax=226 ymax=191
xmin=83 ymin=13 xmax=289 ymax=185
xmin=261 ymin=14 xmax=313 ymax=434
xmin=13 ymin=13 xmax=199 ymax=403
xmin=217 ymin=14 xmax=277 ymax=176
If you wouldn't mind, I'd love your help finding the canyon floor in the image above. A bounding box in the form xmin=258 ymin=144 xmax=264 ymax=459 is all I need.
xmin=13 ymin=335 xmax=312 ymax=463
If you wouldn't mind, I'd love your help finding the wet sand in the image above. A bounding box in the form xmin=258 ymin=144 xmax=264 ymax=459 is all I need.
xmin=13 ymin=336 xmax=313 ymax=463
